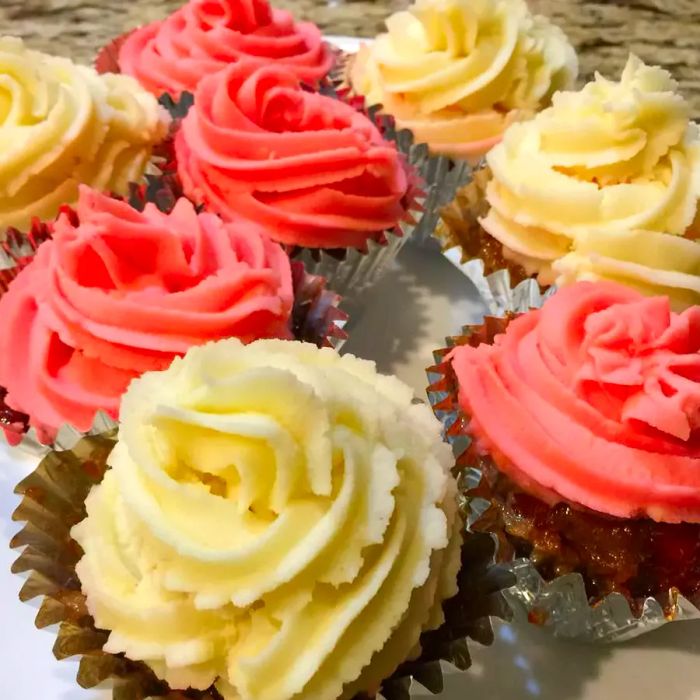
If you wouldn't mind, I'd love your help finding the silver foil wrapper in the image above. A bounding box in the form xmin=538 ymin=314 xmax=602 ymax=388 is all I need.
xmin=407 ymin=151 xmax=474 ymax=250
xmin=9 ymin=411 xmax=118 ymax=458
xmin=427 ymin=275 xmax=700 ymax=642
xmin=291 ymin=221 xmax=406 ymax=309
xmin=503 ymin=559 xmax=700 ymax=642
xmin=0 ymin=219 xmax=53 ymax=290
xmin=443 ymin=255 xmax=554 ymax=317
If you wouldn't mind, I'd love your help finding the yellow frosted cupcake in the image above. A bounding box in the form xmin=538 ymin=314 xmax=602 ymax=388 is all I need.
xmin=441 ymin=55 xmax=700 ymax=309
xmin=14 ymin=338 xmax=462 ymax=700
xmin=0 ymin=36 xmax=169 ymax=234
xmin=350 ymin=0 xmax=577 ymax=161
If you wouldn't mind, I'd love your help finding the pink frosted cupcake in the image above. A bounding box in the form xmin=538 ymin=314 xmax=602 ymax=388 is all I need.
xmin=102 ymin=0 xmax=333 ymax=97
xmin=429 ymin=281 xmax=700 ymax=639
xmin=0 ymin=186 xmax=343 ymax=446
xmin=174 ymin=61 xmax=420 ymax=296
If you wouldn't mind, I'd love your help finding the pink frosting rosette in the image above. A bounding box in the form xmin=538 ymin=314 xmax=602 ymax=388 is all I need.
xmin=450 ymin=281 xmax=700 ymax=523
xmin=175 ymin=62 xmax=412 ymax=250
xmin=113 ymin=0 xmax=333 ymax=97
xmin=0 ymin=186 xmax=294 ymax=442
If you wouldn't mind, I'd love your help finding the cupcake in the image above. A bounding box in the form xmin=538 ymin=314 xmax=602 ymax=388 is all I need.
xmin=174 ymin=61 xmax=420 ymax=297
xmin=0 ymin=187 xmax=344 ymax=446
xmin=14 ymin=338 xmax=463 ymax=699
xmin=0 ymin=36 xmax=169 ymax=235
xmin=429 ymin=280 xmax=700 ymax=639
xmin=349 ymin=0 xmax=577 ymax=162
xmin=99 ymin=0 xmax=333 ymax=97
xmin=440 ymin=56 xmax=700 ymax=308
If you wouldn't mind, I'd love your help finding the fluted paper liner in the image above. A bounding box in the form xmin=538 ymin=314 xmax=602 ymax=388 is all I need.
xmin=10 ymin=431 xmax=507 ymax=699
xmin=426 ymin=298 xmax=700 ymax=642
xmin=0 ymin=186 xmax=347 ymax=454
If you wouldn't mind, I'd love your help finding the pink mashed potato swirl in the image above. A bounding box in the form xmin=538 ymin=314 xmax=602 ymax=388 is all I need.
xmin=0 ymin=186 xmax=293 ymax=438
xmin=450 ymin=281 xmax=700 ymax=523
xmin=175 ymin=62 xmax=410 ymax=249
xmin=118 ymin=0 xmax=333 ymax=97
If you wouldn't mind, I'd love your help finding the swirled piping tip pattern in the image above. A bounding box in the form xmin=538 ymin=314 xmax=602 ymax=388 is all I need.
xmin=482 ymin=56 xmax=700 ymax=307
xmin=0 ymin=36 xmax=169 ymax=234
xmin=117 ymin=0 xmax=334 ymax=98
xmin=0 ymin=187 xmax=294 ymax=441
xmin=175 ymin=61 xmax=412 ymax=250
xmin=72 ymin=338 xmax=462 ymax=700
xmin=350 ymin=0 xmax=578 ymax=160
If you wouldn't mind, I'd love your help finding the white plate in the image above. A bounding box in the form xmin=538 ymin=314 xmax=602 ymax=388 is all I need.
xmin=2 ymin=36 xmax=700 ymax=700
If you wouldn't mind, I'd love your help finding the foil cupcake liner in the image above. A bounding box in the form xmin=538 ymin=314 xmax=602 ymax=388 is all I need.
xmin=437 ymin=165 xmax=538 ymax=287
xmin=94 ymin=31 xmax=132 ymax=75
xmin=334 ymin=54 xmax=473 ymax=251
xmin=296 ymin=79 xmax=443 ymax=304
xmin=10 ymin=432 xmax=508 ymax=699
xmin=0 ymin=194 xmax=347 ymax=454
xmin=0 ymin=218 xmax=54 ymax=292
xmin=444 ymin=256 xmax=556 ymax=318
xmin=426 ymin=295 xmax=700 ymax=642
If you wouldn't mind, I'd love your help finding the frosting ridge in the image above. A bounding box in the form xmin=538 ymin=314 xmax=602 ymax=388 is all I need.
xmin=0 ymin=36 xmax=169 ymax=233
xmin=482 ymin=55 xmax=700 ymax=297
xmin=350 ymin=0 xmax=577 ymax=159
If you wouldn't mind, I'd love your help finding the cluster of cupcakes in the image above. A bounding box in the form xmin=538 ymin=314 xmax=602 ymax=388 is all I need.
xmin=3 ymin=0 xmax=700 ymax=697
xmin=1 ymin=0 xmax=497 ymax=698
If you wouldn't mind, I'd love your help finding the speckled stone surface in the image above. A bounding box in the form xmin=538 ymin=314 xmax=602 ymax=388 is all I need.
xmin=1 ymin=0 xmax=699 ymax=114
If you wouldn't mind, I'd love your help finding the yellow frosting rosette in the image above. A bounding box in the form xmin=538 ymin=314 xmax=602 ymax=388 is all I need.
xmin=480 ymin=55 xmax=700 ymax=308
xmin=0 ymin=36 xmax=169 ymax=234
xmin=350 ymin=0 xmax=577 ymax=161
xmin=71 ymin=338 xmax=461 ymax=700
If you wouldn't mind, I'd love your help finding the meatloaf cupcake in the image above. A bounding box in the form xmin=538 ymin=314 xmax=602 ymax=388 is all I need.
xmin=349 ymin=0 xmax=577 ymax=162
xmin=439 ymin=56 xmax=700 ymax=309
xmin=98 ymin=0 xmax=334 ymax=97
xmin=12 ymin=338 xmax=465 ymax=700
xmin=0 ymin=187 xmax=344 ymax=447
xmin=429 ymin=280 xmax=700 ymax=639
xmin=0 ymin=36 xmax=169 ymax=236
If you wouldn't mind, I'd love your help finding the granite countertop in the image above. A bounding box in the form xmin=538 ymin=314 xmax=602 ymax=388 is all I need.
xmin=2 ymin=0 xmax=699 ymax=114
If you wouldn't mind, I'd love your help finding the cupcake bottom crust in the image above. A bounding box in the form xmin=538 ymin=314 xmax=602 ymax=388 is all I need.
xmin=471 ymin=456 xmax=700 ymax=616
